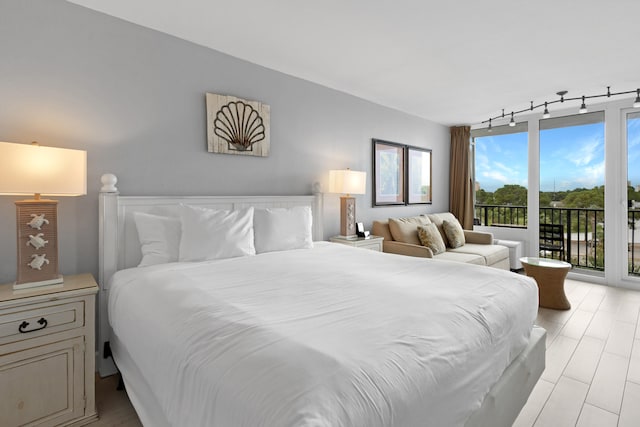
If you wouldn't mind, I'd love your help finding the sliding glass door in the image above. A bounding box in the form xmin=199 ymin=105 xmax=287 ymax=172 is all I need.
xmin=627 ymin=111 xmax=640 ymax=277
xmin=539 ymin=112 xmax=605 ymax=272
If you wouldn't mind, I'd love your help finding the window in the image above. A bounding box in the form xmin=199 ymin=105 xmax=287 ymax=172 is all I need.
xmin=627 ymin=111 xmax=640 ymax=276
xmin=472 ymin=102 xmax=639 ymax=282
xmin=472 ymin=123 xmax=528 ymax=227
xmin=539 ymin=112 xmax=605 ymax=271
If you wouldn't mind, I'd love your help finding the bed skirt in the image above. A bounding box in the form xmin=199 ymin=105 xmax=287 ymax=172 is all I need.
xmin=111 ymin=326 xmax=546 ymax=427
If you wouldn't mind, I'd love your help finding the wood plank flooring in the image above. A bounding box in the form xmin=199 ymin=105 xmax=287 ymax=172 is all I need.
xmin=88 ymin=374 xmax=141 ymax=426
xmin=88 ymin=278 xmax=640 ymax=426
xmin=514 ymin=278 xmax=640 ymax=427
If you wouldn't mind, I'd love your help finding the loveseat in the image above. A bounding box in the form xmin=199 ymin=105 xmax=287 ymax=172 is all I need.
xmin=372 ymin=212 xmax=510 ymax=269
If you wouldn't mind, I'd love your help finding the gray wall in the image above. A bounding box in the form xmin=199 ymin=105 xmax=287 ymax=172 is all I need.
xmin=0 ymin=0 xmax=450 ymax=284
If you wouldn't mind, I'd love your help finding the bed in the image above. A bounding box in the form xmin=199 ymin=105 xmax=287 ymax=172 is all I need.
xmin=97 ymin=174 xmax=545 ymax=427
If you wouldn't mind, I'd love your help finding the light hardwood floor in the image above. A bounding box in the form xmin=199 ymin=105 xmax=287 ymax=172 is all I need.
xmin=88 ymin=375 xmax=141 ymax=426
xmin=89 ymin=278 xmax=640 ymax=427
xmin=514 ymin=278 xmax=640 ymax=427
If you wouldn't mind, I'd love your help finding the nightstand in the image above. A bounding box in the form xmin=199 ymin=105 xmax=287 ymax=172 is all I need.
xmin=0 ymin=274 xmax=99 ymax=427
xmin=329 ymin=235 xmax=384 ymax=252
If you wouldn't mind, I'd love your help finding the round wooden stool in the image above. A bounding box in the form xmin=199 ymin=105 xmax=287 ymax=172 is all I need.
xmin=520 ymin=257 xmax=572 ymax=310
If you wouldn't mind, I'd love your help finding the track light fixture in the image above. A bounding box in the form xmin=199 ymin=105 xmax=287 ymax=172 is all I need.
xmin=579 ymin=96 xmax=588 ymax=114
xmin=481 ymin=86 xmax=640 ymax=127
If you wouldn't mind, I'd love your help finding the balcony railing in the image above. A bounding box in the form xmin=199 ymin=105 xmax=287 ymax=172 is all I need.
xmin=630 ymin=209 xmax=640 ymax=276
xmin=475 ymin=204 xmax=527 ymax=228
xmin=475 ymin=204 xmax=640 ymax=276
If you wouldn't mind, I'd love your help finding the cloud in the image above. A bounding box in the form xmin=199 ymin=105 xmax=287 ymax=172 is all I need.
xmin=474 ymin=133 xmax=527 ymax=191
xmin=567 ymin=135 xmax=603 ymax=167
xmin=482 ymin=170 xmax=509 ymax=183
xmin=574 ymin=161 xmax=605 ymax=188
xmin=476 ymin=153 xmax=489 ymax=168
xmin=494 ymin=161 xmax=516 ymax=174
xmin=628 ymin=129 xmax=640 ymax=149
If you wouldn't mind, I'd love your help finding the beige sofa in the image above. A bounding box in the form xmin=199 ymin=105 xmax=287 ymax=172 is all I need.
xmin=372 ymin=213 xmax=510 ymax=270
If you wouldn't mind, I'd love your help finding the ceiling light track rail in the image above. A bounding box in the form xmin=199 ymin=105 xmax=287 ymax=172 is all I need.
xmin=483 ymin=86 xmax=640 ymax=130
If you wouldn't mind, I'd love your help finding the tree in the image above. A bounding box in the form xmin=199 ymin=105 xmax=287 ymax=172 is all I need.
xmin=539 ymin=192 xmax=552 ymax=207
xmin=493 ymin=184 xmax=527 ymax=206
xmin=475 ymin=189 xmax=494 ymax=205
xmin=629 ymin=185 xmax=640 ymax=205
xmin=562 ymin=186 xmax=604 ymax=208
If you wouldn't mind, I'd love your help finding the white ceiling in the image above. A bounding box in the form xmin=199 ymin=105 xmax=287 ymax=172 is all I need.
xmin=67 ymin=0 xmax=640 ymax=126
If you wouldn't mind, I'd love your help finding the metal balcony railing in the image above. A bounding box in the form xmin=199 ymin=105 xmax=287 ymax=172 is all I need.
xmin=474 ymin=204 xmax=640 ymax=276
xmin=474 ymin=204 xmax=527 ymax=228
xmin=630 ymin=209 xmax=640 ymax=276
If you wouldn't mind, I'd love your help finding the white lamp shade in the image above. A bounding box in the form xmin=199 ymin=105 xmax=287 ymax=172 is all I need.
xmin=0 ymin=142 xmax=87 ymax=196
xmin=329 ymin=169 xmax=366 ymax=195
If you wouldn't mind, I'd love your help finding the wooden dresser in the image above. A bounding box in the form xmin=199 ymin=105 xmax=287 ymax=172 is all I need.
xmin=0 ymin=274 xmax=99 ymax=426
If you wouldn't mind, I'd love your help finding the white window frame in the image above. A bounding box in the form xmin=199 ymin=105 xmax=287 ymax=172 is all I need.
xmin=472 ymin=99 xmax=640 ymax=290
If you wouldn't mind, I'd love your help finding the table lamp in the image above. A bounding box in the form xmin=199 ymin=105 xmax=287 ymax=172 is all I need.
xmin=0 ymin=141 xmax=87 ymax=289
xmin=329 ymin=169 xmax=367 ymax=238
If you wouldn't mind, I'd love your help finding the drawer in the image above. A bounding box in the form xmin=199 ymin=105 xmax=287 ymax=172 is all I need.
xmin=359 ymin=242 xmax=382 ymax=251
xmin=0 ymin=300 xmax=84 ymax=346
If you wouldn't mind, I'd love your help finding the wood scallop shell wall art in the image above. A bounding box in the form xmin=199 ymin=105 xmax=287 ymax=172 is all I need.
xmin=206 ymin=93 xmax=270 ymax=157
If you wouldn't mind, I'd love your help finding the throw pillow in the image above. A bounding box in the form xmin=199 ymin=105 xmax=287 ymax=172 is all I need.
xmin=388 ymin=215 xmax=431 ymax=246
xmin=426 ymin=212 xmax=459 ymax=247
xmin=443 ymin=219 xmax=466 ymax=249
xmin=254 ymin=206 xmax=313 ymax=254
xmin=417 ymin=223 xmax=446 ymax=255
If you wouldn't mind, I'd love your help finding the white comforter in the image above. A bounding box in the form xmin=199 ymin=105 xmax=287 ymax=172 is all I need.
xmin=109 ymin=242 xmax=538 ymax=427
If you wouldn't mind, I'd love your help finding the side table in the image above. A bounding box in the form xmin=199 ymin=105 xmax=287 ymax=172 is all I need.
xmin=329 ymin=235 xmax=384 ymax=252
xmin=0 ymin=274 xmax=99 ymax=426
xmin=520 ymin=257 xmax=572 ymax=310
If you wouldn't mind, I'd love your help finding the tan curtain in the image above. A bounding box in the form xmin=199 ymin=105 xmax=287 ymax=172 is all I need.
xmin=449 ymin=126 xmax=474 ymax=229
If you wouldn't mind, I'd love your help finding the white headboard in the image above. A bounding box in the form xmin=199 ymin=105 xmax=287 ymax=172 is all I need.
xmin=96 ymin=173 xmax=323 ymax=376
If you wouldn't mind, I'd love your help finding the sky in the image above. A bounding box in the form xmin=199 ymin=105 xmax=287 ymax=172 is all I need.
xmin=475 ymin=115 xmax=640 ymax=193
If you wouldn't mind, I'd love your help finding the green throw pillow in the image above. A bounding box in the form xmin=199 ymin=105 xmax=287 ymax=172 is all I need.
xmin=442 ymin=219 xmax=465 ymax=249
xmin=417 ymin=223 xmax=446 ymax=255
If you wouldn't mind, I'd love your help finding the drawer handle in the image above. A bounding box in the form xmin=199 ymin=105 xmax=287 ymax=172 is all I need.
xmin=18 ymin=317 xmax=48 ymax=333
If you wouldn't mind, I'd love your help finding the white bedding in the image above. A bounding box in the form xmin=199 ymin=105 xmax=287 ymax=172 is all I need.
xmin=109 ymin=242 xmax=538 ymax=427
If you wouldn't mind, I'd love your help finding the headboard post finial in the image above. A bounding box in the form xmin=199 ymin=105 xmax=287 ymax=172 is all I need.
xmin=100 ymin=174 xmax=118 ymax=193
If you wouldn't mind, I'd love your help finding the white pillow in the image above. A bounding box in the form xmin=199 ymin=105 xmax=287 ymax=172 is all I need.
xmin=178 ymin=204 xmax=256 ymax=261
xmin=254 ymin=206 xmax=313 ymax=254
xmin=133 ymin=212 xmax=181 ymax=267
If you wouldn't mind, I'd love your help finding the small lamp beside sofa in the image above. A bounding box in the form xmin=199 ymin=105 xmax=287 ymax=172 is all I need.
xmin=372 ymin=212 xmax=510 ymax=270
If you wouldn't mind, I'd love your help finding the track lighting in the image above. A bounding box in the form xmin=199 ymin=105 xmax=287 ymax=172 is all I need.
xmin=481 ymin=86 xmax=640 ymax=128
xmin=488 ymin=118 xmax=492 ymax=132
xmin=558 ymin=90 xmax=567 ymax=102
xmin=579 ymin=96 xmax=587 ymax=114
